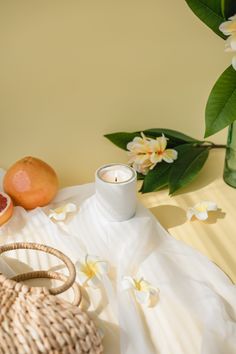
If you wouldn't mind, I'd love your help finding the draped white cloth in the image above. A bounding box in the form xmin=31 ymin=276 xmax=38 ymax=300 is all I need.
xmin=0 ymin=169 xmax=236 ymax=354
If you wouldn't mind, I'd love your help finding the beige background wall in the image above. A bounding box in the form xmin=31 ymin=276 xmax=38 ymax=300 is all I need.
xmin=0 ymin=0 xmax=229 ymax=187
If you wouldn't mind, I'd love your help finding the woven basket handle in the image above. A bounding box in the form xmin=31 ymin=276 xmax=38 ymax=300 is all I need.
xmin=11 ymin=270 xmax=82 ymax=306
xmin=0 ymin=242 xmax=76 ymax=296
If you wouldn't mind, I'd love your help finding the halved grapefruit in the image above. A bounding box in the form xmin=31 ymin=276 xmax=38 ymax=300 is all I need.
xmin=0 ymin=192 xmax=13 ymax=226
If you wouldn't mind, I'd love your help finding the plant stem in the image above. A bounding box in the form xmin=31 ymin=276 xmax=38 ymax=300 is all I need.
xmin=195 ymin=142 xmax=226 ymax=149
xmin=211 ymin=144 xmax=227 ymax=149
xmin=221 ymin=0 xmax=226 ymax=19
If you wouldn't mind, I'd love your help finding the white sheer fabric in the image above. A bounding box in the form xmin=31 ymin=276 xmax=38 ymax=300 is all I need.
xmin=0 ymin=170 xmax=236 ymax=354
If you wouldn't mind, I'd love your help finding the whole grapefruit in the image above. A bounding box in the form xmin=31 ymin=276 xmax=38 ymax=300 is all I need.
xmin=0 ymin=192 xmax=13 ymax=226
xmin=3 ymin=156 xmax=59 ymax=210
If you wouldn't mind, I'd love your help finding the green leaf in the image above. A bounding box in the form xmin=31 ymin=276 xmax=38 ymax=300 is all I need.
xmin=185 ymin=0 xmax=226 ymax=39
xmin=143 ymin=128 xmax=202 ymax=147
xmin=223 ymin=0 xmax=236 ymax=19
xmin=104 ymin=132 xmax=140 ymax=150
xmin=104 ymin=129 xmax=201 ymax=150
xmin=169 ymin=145 xmax=210 ymax=194
xmin=140 ymin=162 xmax=172 ymax=193
xmin=205 ymin=66 xmax=236 ymax=137
xmin=137 ymin=172 xmax=145 ymax=180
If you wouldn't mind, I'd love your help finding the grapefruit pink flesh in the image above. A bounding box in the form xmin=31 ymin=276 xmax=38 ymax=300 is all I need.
xmin=0 ymin=192 xmax=13 ymax=226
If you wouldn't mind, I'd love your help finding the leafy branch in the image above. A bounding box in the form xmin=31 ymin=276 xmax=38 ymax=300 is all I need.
xmin=185 ymin=0 xmax=236 ymax=137
xmin=105 ymin=0 xmax=235 ymax=195
xmin=105 ymin=129 xmax=225 ymax=194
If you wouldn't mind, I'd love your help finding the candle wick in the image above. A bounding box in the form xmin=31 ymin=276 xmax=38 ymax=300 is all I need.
xmin=115 ymin=177 xmax=118 ymax=182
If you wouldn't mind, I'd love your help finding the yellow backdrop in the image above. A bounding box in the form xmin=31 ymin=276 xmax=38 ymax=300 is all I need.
xmin=0 ymin=0 xmax=229 ymax=186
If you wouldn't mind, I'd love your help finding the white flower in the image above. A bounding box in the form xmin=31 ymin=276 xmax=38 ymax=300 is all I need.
xmin=122 ymin=276 xmax=159 ymax=305
xmin=220 ymin=14 xmax=236 ymax=70
xmin=148 ymin=134 xmax=178 ymax=164
xmin=187 ymin=201 xmax=218 ymax=221
xmin=48 ymin=203 xmax=77 ymax=221
xmin=219 ymin=14 xmax=236 ymax=36
xmin=76 ymin=255 xmax=109 ymax=288
xmin=225 ymin=34 xmax=236 ymax=52
xmin=127 ymin=132 xmax=178 ymax=175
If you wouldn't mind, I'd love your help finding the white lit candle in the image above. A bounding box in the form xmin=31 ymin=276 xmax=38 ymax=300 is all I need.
xmin=95 ymin=163 xmax=137 ymax=221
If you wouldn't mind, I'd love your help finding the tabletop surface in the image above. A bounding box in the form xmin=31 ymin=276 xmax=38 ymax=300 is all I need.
xmin=139 ymin=149 xmax=236 ymax=284
xmin=0 ymin=149 xmax=235 ymax=354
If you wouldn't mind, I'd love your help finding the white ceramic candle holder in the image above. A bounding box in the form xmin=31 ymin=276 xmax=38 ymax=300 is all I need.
xmin=95 ymin=163 xmax=137 ymax=222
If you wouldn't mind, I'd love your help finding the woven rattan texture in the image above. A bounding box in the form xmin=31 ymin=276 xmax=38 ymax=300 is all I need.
xmin=0 ymin=274 xmax=103 ymax=353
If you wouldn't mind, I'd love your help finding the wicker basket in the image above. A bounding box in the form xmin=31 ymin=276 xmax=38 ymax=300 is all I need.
xmin=0 ymin=242 xmax=103 ymax=354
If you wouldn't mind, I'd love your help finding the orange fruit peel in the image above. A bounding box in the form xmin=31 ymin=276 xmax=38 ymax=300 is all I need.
xmin=3 ymin=156 xmax=59 ymax=210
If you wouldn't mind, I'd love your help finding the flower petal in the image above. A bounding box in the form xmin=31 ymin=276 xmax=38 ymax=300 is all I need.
xmin=76 ymin=271 xmax=89 ymax=285
xmin=139 ymin=279 xmax=150 ymax=290
xmin=48 ymin=202 xmax=77 ymax=221
xmin=132 ymin=161 xmax=152 ymax=175
xmin=49 ymin=212 xmax=66 ymax=221
xmin=220 ymin=20 xmax=236 ymax=36
xmin=204 ymin=201 xmax=218 ymax=211
xmin=162 ymin=149 xmax=178 ymax=163
xmin=187 ymin=201 xmax=218 ymax=221
xmin=195 ymin=211 xmax=209 ymax=221
xmin=140 ymin=132 xmax=147 ymax=140
xmin=94 ymin=261 xmax=109 ymax=276
xmin=138 ymin=154 xmax=151 ymax=164
xmin=226 ymin=34 xmax=236 ymax=51
xmin=219 ymin=21 xmax=231 ymax=35
xmin=148 ymin=286 xmax=159 ymax=297
xmin=150 ymin=152 xmax=163 ymax=164
xmin=86 ymin=255 xmax=101 ymax=264
xmin=127 ymin=135 xmax=151 ymax=154
xmin=89 ymin=277 xmax=100 ymax=287
xmin=186 ymin=208 xmax=195 ymax=221
xmin=87 ymin=275 xmax=100 ymax=288
xmin=128 ymin=158 xmax=136 ymax=166
xmin=194 ymin=201 xmax=207 ymax=212
xmin=127 ymin=138 xmax=143 ymax=152
xmin=121 ymin=276 xmax=136 ymax=290
xmin=129 ymin=153 xmax=149 ymax=166
xmin=134 ymin=290 xmax=150 ymax=305
xmin=139 ymin=279 xmax=159 ymax=295
xmin=150 ymin=138 xmax=161 ymax=152
xmin=158 ymin=134 xmax=167 ymax=151
xmin=64 ymin=203 xmax=77 ymax=213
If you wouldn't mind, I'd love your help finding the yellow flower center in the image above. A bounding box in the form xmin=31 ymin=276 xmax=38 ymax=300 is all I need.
xmin=134 ymin=279 xmax=142 ymax=291
xmin=82 ymin=262 xmax=98 ymax=279
xmin=195 ymin=204 xmax=207 ymax=212
xmin=54 ymin=206 xmax=65 ymax=214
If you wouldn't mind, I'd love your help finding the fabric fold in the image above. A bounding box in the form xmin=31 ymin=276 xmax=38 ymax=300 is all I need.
xmin=0 ymin=172 xmax=235 ymax=354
